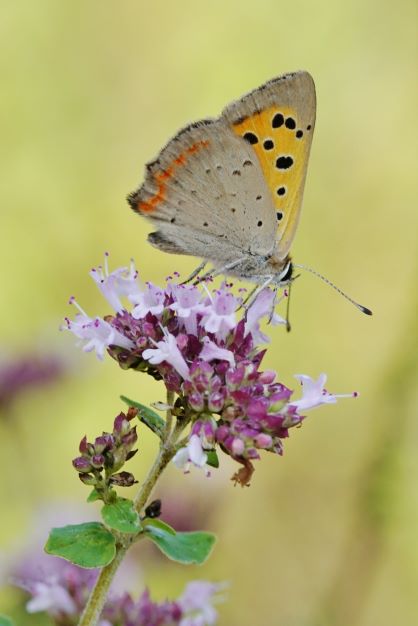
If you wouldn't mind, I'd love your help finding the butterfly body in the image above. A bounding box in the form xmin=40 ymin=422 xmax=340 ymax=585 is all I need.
xmin=128 ymin=71 xmax=316 ymax=286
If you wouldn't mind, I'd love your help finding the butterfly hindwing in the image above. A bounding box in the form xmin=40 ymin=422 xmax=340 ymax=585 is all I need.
xmin=223 ymin=71 xmax=316 ymax=260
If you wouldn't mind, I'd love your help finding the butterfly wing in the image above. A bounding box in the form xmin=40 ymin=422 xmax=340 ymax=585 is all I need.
xmin=222 ymin=71 xmax=316 ymax=261
xmin=128 ymin=119 xmax=278 ymax=265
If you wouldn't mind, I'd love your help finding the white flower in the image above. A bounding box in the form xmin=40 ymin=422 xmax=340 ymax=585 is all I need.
xmin=26 ymin=579 xmax=76 ymax=616
xmin=201 ymin=287 xmax=238 ymax=341
xmin=90 ymin=254 xmax=140 ymax=313
xmin=290 ymin=373 xmax=358 ymax=411
xmin=169 ymin=284 xmax=207 ymax=335
xmin=178 ymin=580 xmax=226 ymax=626
xmin=173 ymin=435 xmax=209 ymax=474
xmin=129 ymin=282 xmax=166 ymax=319
xmin=244 ymin=288 xmax=286 ymax=343
xmin=142 ymin=328 xmax=190 ymax=379
xmin=62 ymin=299 xmax=134 ymax=360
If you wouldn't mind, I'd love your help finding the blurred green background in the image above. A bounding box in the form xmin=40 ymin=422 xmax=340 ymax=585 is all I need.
xmin=0 ymin=1 xmax=417 ymax=624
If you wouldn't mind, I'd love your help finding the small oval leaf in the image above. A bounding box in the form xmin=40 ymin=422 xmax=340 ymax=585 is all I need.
xmin=102 ymin=498 xmax=141 ymax=534
xmin=87 ymin=488 xmax=102 ymax=503
xmin=45 ymin=522 xmax=116 ymax=568
xmin=145 ymin=521 xmax=216 ymax=565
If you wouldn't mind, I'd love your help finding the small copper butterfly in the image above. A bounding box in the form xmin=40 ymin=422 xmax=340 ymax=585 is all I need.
xmin=128 ymin=71 xmax=372 ymax=315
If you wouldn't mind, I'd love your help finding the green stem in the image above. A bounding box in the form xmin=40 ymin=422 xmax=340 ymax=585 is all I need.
xmin=164 ymin=389 xmax=175 ymax=439
xmin=77 ymin=544 xmax=127 ymax=626
xmin=77 ymin=390 xmax=179 ymax=626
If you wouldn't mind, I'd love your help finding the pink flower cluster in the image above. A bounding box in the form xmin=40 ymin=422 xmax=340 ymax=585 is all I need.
xmin=18 ymin=561 xmax=223 ymax=626
xmin=64 ymin=255 xmax=357 ymax=485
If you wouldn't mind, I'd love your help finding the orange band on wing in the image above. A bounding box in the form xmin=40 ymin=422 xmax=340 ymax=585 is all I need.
xmin=138 ymin=140 xmax=209 ymax=213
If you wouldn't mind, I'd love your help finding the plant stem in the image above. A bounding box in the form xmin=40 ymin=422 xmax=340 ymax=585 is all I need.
xmin=77 ymin=400 xmax=177 ymax=626
xmin=164 ymin=389 xmax=175 ymax=439
xmin=77 ymin=543 xmax=127 ymax=626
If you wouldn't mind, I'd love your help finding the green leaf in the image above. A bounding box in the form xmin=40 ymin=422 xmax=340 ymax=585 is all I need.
xmin=120 ymin=395 xmax=165 ymax=436
xmin=143 ymin=518 xmax=176 ymax=535
xmin=0 ymin=616 xmax=13 ymax=626
xmin=206 ymin=450 xmax=219 ymax=468
xmin=87 ymin=488 xmax=102 ymax=502
xmin=144 ymin=520 xmax=216 ymax=564
xmin=45 ymin=522 xmax=116 ymax=568
xmin=102 ymin=498 xmax=141 ymax=533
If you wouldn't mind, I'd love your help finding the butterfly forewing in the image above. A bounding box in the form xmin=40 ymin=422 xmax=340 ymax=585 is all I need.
xmin=222 ymin=71 xmax=316 ymax=260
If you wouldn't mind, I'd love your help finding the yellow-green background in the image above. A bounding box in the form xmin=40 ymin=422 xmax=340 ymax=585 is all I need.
xmin=1 ymin=1 xmax=417 ymax=625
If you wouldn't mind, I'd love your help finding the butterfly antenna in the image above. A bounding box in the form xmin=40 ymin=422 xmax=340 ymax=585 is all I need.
xmin=293 ymin=263 xmax=373 ymax=316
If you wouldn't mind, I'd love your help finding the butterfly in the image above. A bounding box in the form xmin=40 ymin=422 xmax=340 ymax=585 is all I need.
xmin=128 ymin=70 xmax=315 ymax=289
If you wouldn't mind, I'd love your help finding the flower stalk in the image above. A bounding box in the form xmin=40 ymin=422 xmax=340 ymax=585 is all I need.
xmin=79 ymin=390 xmax=178 ymax=626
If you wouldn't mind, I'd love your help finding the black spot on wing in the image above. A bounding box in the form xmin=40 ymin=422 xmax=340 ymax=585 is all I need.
xmin=272 ymin=113 xmax=284 ymax=128
xmin=243 ymin=132 xmax=258 ymax=144
xmin=276 ymin=156 xmax=294 ymax=170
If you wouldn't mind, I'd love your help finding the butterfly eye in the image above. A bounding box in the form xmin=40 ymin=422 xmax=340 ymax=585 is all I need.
xmin=279 ymin=262 xmax=293 ymax=282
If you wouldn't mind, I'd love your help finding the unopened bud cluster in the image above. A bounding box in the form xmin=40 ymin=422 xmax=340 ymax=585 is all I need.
xmin=72 ymin=407 xmax=138 ymax=501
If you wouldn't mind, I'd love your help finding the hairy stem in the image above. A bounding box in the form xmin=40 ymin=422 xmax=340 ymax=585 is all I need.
xmin=77 ymin=544 xmax=127 ymax=626
xmin=164 ymin=389 xmax=175 ymax=439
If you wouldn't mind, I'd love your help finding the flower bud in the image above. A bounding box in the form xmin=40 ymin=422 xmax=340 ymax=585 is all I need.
xmin=113 ymin=412 xmax=130 ymax=435
xmin=188 ymin=391 xmax=205 ymax=412
xmin=91 ymin=454 xmax=105 ymax=469
xmin=208 ymin=391 xmax=225 ymax=413
xmin=110 ymin=471 xmax=137 ymax=487
xmin=94 ymin=434 xmax=114 ymax=454
xmin=79 ymin=473 xmax=97 ymax=485
xmin=255 ymin=433 xmax=273 ymax=449
xmin=215 ymin=425 xmax=229 ymax=442
xmin=258 ymin=370 xmax=276 ymax=384
xmin=225 ymin=367 xmax=245 ymax=388
xmin=121 ymin=427 xmax=138 ymax=450
xmin=72 ymin=456 xmax=92 ymax=473
xmin=79 ymin=436 xmax=89 ymax=454
xmin=231 ymin=438 xmax=245 ymax=456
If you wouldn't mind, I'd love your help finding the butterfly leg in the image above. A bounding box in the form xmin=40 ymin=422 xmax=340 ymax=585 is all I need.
xmin=268 ymin=286 xmax=280 ymax=324
xmin=243 ymin=276 xmax=275 ymax=311
xmin=181 ymin=261 xmax=207 ymax=285
xmin=193 ymin=258 xmax=248 ymax=285
xmin=239 ymin=284 xmax=259 ymax=308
